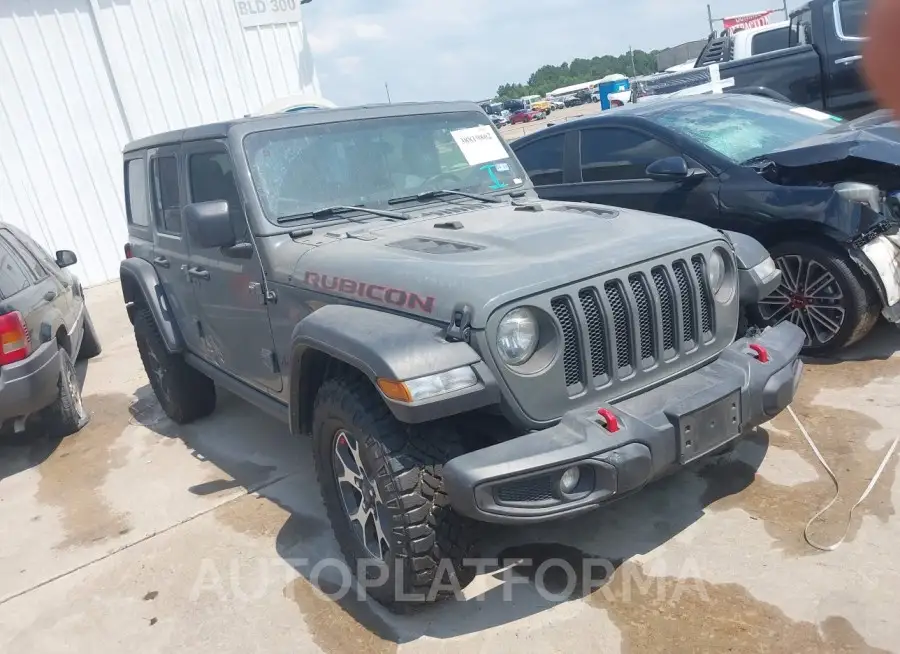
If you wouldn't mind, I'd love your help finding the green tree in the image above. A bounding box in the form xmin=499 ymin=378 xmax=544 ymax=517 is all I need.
xmin=495 ymin=49 xmax=659 ymax=99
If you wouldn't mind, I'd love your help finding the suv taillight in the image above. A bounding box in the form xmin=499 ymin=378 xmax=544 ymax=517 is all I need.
xmin=0 ymin=311 xmax=31 ymax=365
xmin=124 ymin=243 xmax=133 ymax=259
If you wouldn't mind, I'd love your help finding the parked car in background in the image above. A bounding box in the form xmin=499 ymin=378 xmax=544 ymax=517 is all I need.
xmin=0 ymin=223 xmax=101 ymax=437
xmin=509 ymin=108 xmax=545 ymax=124
xmin=550 ymin=98 xmax=565 ymax=110
xmin=490 ymin=113 xmax=510 ymax=128
xmin=563 ymin=95 xmax=585 ymax=107
xmin=511 ymin=94 xmax=900 ymax=355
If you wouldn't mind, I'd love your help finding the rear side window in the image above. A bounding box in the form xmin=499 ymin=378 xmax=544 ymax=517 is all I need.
xmin=125 ymin=158 xmax=150 ymax=227
xmin=0 ymin=235 xmax=32 ymax=299
xmin=0 ymin=229 xmax=47 ymax=281
xmin=151 ymin=156 xmax=182 ymax=234
xmin=580 ymin=128 xmax=680 ymax=182
xmin=189 ymin=152 xmax=249 ymax=242
xmin=515 ymin=134 xmax=564 ymax=186
xmin=751 ymin=27 xmax=790 ymax=55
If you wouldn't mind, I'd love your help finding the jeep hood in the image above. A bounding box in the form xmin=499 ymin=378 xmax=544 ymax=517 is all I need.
xmin=290 ymin=201 xmax=722 ymax=328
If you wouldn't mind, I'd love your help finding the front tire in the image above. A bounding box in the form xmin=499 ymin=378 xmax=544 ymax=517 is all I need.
xmin=133 ymin=308 xmax=216 ymax=423
xmin=755 ymin=240 xmax=879 ymax=356
xmin=312 ymin=374 xmax=478 ymax=608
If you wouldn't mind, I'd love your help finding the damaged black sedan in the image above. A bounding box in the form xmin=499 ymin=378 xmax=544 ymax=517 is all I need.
xmin=512 ymin=94 xmax=900 ymax=355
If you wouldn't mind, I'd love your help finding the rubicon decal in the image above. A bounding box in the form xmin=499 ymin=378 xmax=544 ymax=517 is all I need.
xmin=303 ymin=272 xmax=436 ymax=314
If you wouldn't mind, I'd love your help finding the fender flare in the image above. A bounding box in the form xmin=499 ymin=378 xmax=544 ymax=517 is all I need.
xmin=119 ymin=258 xmax=184 ymax=353
xmin=289 ymin=304 xmax=498 ymax=433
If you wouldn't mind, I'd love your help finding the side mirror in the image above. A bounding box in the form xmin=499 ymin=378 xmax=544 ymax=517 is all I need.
xmin=184 ymin=201 xmax=235 ymax=249
xmin=55 ymin=250 xmax=77 ymax=268
xmin=646 ymin=156 xmax=691 ymax=181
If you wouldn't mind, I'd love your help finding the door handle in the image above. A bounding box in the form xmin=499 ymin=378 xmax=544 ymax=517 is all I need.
xmin=153 ymin=256 xmax=170 ymax=269
xmin=187 ymin=266 xmax=210 ymax=281
xmin=44 ymin=290 xmax=57 ymax=301
xmin=835 ymin=55 xmax=862 ymax=65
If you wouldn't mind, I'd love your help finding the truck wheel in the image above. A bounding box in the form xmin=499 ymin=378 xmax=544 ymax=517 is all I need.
xmin=312 ymin=375 xmax=478 ymax=608
xmin=77 ymin=306 xmax=102 ymax=360
xmin=754 ymin=240 xmax=879 ymax=356
xmin=44 ymin=348 xmax=90 ymax=438
xmin=133 ymin=308 xmax=216 ymax=424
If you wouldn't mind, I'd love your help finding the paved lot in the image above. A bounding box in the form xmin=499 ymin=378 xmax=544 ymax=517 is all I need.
xmin=499 ymin=103 xmax=604 ymax=141
xmin=1 ymin=281 xmax=899 ymax=653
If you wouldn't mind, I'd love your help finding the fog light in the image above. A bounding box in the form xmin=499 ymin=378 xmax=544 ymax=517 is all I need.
xmin=560 ymin=466 xmax=581 ymax=494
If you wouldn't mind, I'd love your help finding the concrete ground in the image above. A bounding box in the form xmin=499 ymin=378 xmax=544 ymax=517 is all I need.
xmin=1 ymin=281 xmax=899 ymax=653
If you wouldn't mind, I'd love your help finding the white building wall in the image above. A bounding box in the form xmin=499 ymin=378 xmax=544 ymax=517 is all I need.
xmin=0 ymin=0 xmax=319 ymax=287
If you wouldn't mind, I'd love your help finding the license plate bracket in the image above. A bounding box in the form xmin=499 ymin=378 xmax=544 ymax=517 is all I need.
xmin=675 ymin=391 xmax=742 ymax=464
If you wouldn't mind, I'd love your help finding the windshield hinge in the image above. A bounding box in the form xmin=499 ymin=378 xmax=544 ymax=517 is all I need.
xmin=445 ymin=303 xmax=474 ymax=342
xmin=249 ymin=282 xmax=278 ymax=305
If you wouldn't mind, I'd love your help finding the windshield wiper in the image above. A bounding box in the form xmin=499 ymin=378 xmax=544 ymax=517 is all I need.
xmin=387 ymin=189 xmax=502 ymax=205
xmin=276 ymin=204 xmax=410 ymax=224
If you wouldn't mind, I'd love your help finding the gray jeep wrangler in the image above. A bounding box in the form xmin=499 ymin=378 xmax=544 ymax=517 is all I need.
xmin=119 ymin=101 xmax=805 ymax=606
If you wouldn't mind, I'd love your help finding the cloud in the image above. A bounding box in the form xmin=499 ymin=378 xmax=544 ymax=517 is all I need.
xmin=335 ymin=56 xmax=363 ymax=75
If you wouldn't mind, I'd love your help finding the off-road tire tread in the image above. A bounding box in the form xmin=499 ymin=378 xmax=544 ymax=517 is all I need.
xmin=133 ymin=308 xmax=216 ymax=424
xmin=77 ymin=307 xmax=102 ymax=360
xmin=769 ymin=240 xmax=880 ymax=355
xmin=45 ymin=349 xmax=89 ymax=438
xmin=312 ymin=374 xmax=479 ymax=607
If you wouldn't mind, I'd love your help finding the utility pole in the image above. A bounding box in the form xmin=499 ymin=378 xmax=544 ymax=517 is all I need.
xmin=707 ymin=3 xmax=715 ymax=35
xmin=629 ymin=46 xmax=637 ymax=77
xmin=384 ymin=82 xmax=392 ymax=104
xmin=782 ymin=0 xmax=789 ymax=19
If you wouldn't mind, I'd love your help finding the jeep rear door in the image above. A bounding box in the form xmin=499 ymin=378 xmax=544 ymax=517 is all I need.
xmin=183 ymin=141 xmax=282 ymax=394
xmin=147 ymin=146 xmax=206 ymax=357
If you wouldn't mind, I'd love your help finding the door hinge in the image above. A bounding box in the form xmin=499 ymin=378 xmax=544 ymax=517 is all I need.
xmin=261 ymin=349 xmax=280 ymax=373
xmin=249 ymin=282 xmax=277 ymax=305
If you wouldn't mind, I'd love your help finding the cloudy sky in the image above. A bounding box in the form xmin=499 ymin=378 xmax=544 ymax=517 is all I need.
xmin=302 ymin=0 xmax=805 ymax=105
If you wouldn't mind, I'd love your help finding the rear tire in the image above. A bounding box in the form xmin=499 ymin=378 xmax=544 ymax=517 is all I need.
xmin=77 ymin=306 xmax=102 ymax=360
xmin=133 ymin=307 xmax=216 ymax=424
xmin=44 ymin=348 xmax=89 ymax=438
xmin=753 ymin=240 xmax=879 ymax=356
xmin=312 ymin=374 xmax=478 ymax=608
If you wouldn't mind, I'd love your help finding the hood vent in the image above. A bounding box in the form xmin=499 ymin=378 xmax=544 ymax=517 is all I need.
xmin=387 ymin=237 xmax=483 ymax=255
xmin=420 ymin=204 xmax=478 ymax=219
xmin=557 ymin=204 xmax=618 ymax=218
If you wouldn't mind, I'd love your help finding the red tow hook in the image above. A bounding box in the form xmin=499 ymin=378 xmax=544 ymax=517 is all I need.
xmin=596 ymin=408 xmax=620 ymax=433
xmin=748 ymin=343 xmax=769 ymax=363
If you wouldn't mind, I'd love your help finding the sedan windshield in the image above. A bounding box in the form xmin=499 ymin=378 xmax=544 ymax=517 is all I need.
xmin=243 ymin=111 xmax=525 ymax=224
xmin=648 ymin=97 xmax=844 ymax=164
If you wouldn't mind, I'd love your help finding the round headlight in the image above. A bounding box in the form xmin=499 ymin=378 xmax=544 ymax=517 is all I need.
xmin=708 ymin=250 xmax=726 ymax=294
xmin=497 ymin=308 xmax=539 ymax=366
xmin=708 ymin=248 xmax=736 ymax=304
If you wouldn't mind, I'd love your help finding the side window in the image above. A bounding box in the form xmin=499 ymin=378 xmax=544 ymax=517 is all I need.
xmin=0 ymin=229 xmax=48 ymax=281
xmin=189 ymin=152 xmax=249 ymax=243
xmin=150 ymin=156 xmax=182 ymax=234
xmin=11 ymin=229 xmax=60 ymax=276
xmin=125 ymin=158 xmax=150 ymax=227
xmin=836 ymin=0 xmax=868 ymax=39
xmin=580 ymin=128 xmax=680 ymax=182
xmin=515 ymin=134 xmax=565 ymax=186
xmin=751 ymin=27 xmax=790 ymax=56
xmin=0 ymin=235 xmax=32 ymax=299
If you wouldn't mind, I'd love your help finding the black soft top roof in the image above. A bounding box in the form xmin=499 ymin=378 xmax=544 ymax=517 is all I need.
xmin=122 ymin=101 xmax=484 ymax=153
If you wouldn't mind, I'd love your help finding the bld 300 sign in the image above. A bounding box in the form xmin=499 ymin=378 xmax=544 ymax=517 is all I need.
xmin=235 ymin=0 xmax=304 ymax=28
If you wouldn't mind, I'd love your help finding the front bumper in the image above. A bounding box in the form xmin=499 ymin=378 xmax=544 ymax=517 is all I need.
xmin=443 ymin=321 xmax=805 ymax=524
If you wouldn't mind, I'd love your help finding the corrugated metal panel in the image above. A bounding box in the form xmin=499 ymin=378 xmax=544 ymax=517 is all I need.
xmin=0 ymin=0 xmax=318 ymax=286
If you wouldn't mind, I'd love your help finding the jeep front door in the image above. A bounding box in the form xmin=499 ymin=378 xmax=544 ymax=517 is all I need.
xmin=183 ymin=142 xmax=282 ymax=393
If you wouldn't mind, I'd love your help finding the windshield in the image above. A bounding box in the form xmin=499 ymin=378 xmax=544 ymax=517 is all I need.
xmin=648 ymin=98 xmax=844 ymax=163
xmin=243 ymin=111 xmax=526 ymax=224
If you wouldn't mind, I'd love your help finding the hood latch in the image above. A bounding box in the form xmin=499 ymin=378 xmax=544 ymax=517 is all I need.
xmin=445 ymin=303 xmax=474 ymax=343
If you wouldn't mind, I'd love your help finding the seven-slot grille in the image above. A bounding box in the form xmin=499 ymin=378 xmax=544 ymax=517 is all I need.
xmin=550 ymin=255 xmax=714 ymax=392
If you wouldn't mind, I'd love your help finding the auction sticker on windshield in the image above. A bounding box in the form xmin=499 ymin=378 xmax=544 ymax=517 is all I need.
xmin=791 ymin=106 xmax=843 ymax=122
xmin=451 ymin=125 xmax=510 ymax=166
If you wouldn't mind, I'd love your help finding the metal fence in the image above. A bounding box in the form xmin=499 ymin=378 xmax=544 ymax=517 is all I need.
xmin=655 ymin=40 xmax=708 ymax=71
